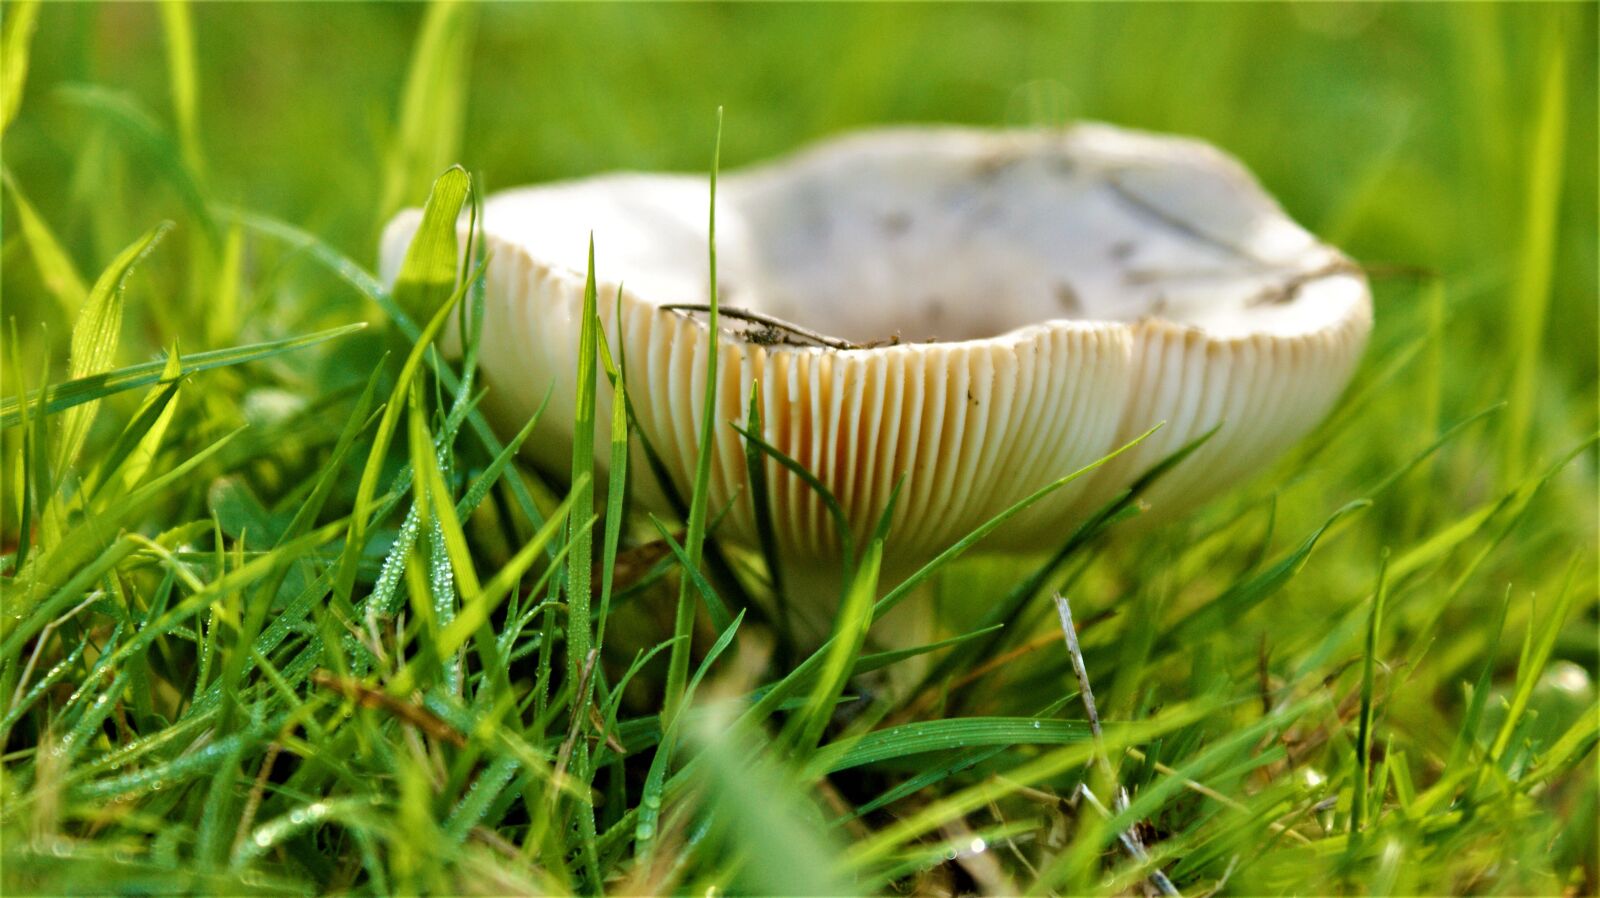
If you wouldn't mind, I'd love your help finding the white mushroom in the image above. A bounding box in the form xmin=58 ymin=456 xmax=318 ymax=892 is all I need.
xmin=380 ymin=124 xmax=1370 ymax=577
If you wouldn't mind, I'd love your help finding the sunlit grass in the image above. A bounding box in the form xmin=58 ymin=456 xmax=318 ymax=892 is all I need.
xmin=1 ymin=2 xmax=1596 ymax=895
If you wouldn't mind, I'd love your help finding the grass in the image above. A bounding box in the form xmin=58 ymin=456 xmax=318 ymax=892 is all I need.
xmin=2 ymin=2 xmax=1597 ymax=895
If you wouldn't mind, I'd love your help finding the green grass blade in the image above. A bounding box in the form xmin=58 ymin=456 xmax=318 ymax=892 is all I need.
xmin=157 ymin=0 xmax=204 ymax=178
xmin=1 ymin=323 xmax=367 ymax=428
xmin=740 ymin=380 xmax=786 ymax=614
xmin=646 ymin=514 xmax=733 ymax=633
xmin=793 ymin=537 xmax=882 ymax=751
xmin=732 ymin=421 xmax=855 ymax=578
xmin=332 ymin=262 xmax=470 ymax=610
xmin=432 ymin=490 xmax=584 ymax=675
xmin=593 ymin=287 xmax=631 ymax=654
xmin=1502 ymin=26 xmax=1568 ymax=484
xmin=393 ymin=165 xmax=471 ymax=324
xmin=56 ymin=83 xmax=216 ymax=244
xmin=1350 ymin=549 xmax=1389 ymax=846
xmin=224 ymin=207 xmax=556 ymax=552
xmin=635 ymin=608 xmax=744 ymax=862
xmin=0 ymin=0 xmax=40 ymax=134
xmin=1 ymin=166 xmax=89 ymax=314
xmin=1448 ymin=585 xmax=1512 ymax=768
xmin=97 ymin=345 xmax=184 ymax=501
xmin=379 ymin=0 xmax=476 ymax=223
xmin=809 ymin=716 xmax=1092 ymax=776
xmin=1488 ymin=555 xmax=1583 ymax=763
xmin=77 ymin=372 xmax=182 ymax=504
xmin=693 ymin=703 xmax=856 ymax=897
xmin=852 ymin=624 xmax=1004 ymax=677
xmin=10 ymin=426 xmax=241 ymax=621
xmin=567 ymin=236 xmax=599 ymax=697
xmin=1166 ymin=499 xmax=1371 ymax=645
xmin=53 ymin=221 xmax=171 ymax=476
xmin=663 ymin=108 xmax=723 ymax=728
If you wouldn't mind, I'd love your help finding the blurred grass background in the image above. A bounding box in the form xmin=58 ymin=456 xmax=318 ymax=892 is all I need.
xmin=8 ymin=2 xmax=1596 ymax=391
xmin=7 ymin=0 xmax=1596 ymax=584
xmin=2 ymin=2 xmax=1596 ymax=894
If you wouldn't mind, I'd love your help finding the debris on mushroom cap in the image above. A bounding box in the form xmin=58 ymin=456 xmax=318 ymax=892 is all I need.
xmin=379 ymin=124 xmax=1371 ymax=566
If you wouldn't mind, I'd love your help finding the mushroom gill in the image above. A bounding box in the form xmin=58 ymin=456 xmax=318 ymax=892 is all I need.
xmin=379 ymin=124 xmax=1371 ymax=569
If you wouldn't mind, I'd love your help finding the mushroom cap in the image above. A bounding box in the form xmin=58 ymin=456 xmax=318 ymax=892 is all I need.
xmin=380 ymin=124 xmax=1370 ymax=565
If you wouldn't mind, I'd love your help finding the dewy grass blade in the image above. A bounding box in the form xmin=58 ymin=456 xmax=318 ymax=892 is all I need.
xmin=593 ymin=287 xmax=631 ymax=654
xmin=332 ymin=244 xmax=481 ymax=611
xmin=426 ymin=489 xmax=585 ymax=677
xmin=663 ymin=108 xmax=723 ymax=728
xmin=568 ymin=236 xmax=599 ymax=698
xmin=407 ymin=382 xmax=480 ymax=693
xmin=224 ymin=207 xmax=556 ymax=552
xmin=328 ymin=160 xmax=470 ymax=592
xmin=393 ymin=166 xmax=471 ymax=324
xmin=635 ymin=609 xmax=745 ymax=864
xmin=52 ymin=221 xmax=171 ymax=477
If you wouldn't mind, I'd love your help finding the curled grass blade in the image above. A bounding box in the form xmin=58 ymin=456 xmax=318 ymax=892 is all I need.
xmin=53 ymin=221 xmax=171 ymax=477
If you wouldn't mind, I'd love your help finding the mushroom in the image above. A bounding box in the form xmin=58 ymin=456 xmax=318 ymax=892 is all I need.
xmin=379 ymin=125 xmax=1370 ymax=598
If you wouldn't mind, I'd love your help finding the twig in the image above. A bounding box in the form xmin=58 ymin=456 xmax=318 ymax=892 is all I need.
xmin=1075 ymin=784 xmax=1179 ymax=896
xmin=1244 ymin=259 xmax=1366 ymax=308
xmin=1054 ymin=593 xmax=1180 ymax=898
xmin=1123 ymin=747 xmax=1312 ymax=846
xmin=1054 ymin=594 xmax=1102 ymax=743
xmin=659 ymin=303 xmax=900 ymax=351
xmin=232 ymin=738 xmax=285 ymax=860
xmin=9 ymin=593 xmax=98 ymax=711
xmin=896 ymin=608 xmax=1115 ymax=723
xmin=554 ymin=649 xmax=601 ymax=788
xmin=310 ymin=669 xmax=466 ymax=747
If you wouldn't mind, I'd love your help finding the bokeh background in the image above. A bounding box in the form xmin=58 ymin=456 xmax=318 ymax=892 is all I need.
xmin=6 ymin=2 xmax=1597 ymax=450
xmin=2 ymin=3 xmax=1597 ymax=893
